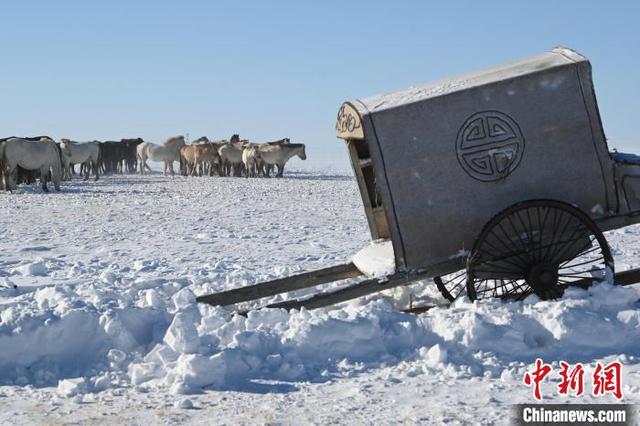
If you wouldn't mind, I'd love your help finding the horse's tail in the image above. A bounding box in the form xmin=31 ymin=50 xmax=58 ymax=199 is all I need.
xmin=0 ymin=141 xmax=8 ymax=190
xmin=0 ymin=140 xmax=6 ymax=177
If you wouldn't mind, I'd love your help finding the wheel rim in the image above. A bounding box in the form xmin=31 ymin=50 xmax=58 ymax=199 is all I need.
xmin=466 ymin=200 xmax=614 ymax=301
xmin=434 ymin=271 xmax=467 ymax=302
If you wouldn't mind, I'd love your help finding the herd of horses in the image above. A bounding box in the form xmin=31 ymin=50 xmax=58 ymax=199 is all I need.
xmin=0 ymin=134 xmax=307 ymax=192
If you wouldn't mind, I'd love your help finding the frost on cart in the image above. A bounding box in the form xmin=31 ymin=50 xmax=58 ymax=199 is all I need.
xmin=198 ymin=46 xmax=640 ymax=312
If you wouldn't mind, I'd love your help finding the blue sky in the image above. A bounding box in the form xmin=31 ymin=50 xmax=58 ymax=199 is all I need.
xmin=1 ymin=1 xmax=638 ymax=170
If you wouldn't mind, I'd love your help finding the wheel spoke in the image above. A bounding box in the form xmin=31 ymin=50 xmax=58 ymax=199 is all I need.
xmin=466 ymin=201 xmax=613 ymax=302
xmin=435 ymin=270 xmax=468 ymax=301
xmin=558 ymin=246 xmax=602 ymax=267
xmin=486 ymin=229 xmax=530 ymax=268
xmin=559 ymin=255 xmax=604 ymax=270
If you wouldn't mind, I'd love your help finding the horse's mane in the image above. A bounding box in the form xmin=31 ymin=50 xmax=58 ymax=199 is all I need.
xmin=0 ymin=135 xmax=55 ymax=143
xmin=163 ymin=136 xmax=185 ymax=146
xmin=279 ymin=143 xmax=305 ymax=149
xmin=266 ymin=138 xmax=290 ymax=145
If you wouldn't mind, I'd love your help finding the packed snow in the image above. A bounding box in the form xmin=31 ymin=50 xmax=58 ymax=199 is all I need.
xmin=352 ymin=240 xmax=396 ymax=278
xmin=0 ymin=171 xmax=639 ymax=424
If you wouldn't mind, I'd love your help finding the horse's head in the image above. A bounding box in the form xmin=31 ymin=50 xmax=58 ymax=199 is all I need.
xmin=59 ymin=141 xmax=73 ymax=158
xmin=194 ymin=136 xmax=210 ymax=144
xmin=165 ymin=135 xmax=186 ymax=147
xmin=122 ymin=138 xmax=144 ymax=146
xmin=208 ymin=146 xmax=222 ymax=164
xmin=297 ymin=144 xmax=307 ymax=160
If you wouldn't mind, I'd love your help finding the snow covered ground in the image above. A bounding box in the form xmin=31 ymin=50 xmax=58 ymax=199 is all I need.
xmin=0 ymin=171 xmax=639 ymax=425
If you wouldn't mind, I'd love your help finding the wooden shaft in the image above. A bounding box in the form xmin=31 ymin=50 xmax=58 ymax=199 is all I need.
xmin=260 ymin=271 xmax=428 ymax=311
xmin=196 ymin=262 xmax=363 ymax=307
xmin=251 ymin=267 xmax=640 ymax=314
xmin=616 ymin=267 xmax=640 ymax=286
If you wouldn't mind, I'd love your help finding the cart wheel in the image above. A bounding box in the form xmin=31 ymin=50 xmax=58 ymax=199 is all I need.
xmin=466 ymin=200 xmax=614 ymax=301
xmin=434 ymin=271 xmax=466 ymax=302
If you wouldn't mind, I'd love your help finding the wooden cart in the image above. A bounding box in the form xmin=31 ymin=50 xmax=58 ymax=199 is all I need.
xmin=198 ymin=47 xmax=640 ymax=313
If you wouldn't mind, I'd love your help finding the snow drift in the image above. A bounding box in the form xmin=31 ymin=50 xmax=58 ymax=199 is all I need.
xmin=2 ymin=277 xmax=639 ymax=395
xmin=0 ymin=173 xmax=639 ymax=400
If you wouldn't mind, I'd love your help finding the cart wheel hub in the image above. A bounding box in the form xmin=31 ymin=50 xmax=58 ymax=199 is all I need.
xmin=528 ymin=263 xmax=559 ymax=291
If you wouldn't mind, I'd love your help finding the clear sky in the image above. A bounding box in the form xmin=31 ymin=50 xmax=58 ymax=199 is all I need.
xmin=1 ymin=1 xmax=638 ymax=170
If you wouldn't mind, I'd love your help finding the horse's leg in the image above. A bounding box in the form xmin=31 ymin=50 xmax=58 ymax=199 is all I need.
xmin=52 ymin=163 xmax=61 ymax=191
xmin=9 ymin=168 xmax=17 ymax=190
xmin=40 ymin=167 xmax=49 ymax=192
xmin=276 ymin=163 xmax=284 ymax=178
xmin=6 ymin=166 xmax=16 ymax=191
xmin=139 ymin=154 xmax=145 ymax=175
xmin=94 ymin=159 xmax=99 ymax=181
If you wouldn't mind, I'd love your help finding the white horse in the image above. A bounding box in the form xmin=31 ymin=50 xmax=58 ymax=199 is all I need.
xmin=218 ymin=141 xmax=245 ymax=176
xmin=137 ymin=136 xmax=186 ymax=175
xmin=59 ymin=139 xmax=101 ymax=181
xmin=257 ymin=143 xmax=306 ymax=177
xmin=0 ymin=137 xmax=69 ymax=192
xmin=242 ymin=145 xmax=261 ymax=178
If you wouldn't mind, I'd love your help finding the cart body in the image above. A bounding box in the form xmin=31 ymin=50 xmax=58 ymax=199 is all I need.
xmin=337 ymin=47 xmax=640 ymax=276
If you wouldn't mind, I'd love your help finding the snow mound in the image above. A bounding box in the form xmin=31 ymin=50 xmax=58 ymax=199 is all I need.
xmin=123 ymin=283 xmax=640 ymax=394
xmin=352 ymin=240 xmax=396 ymax=278
xmin=1 ymin=276 xmax=639 ymax=395
xmin=14 ymin=261 xmax=49 ymax=277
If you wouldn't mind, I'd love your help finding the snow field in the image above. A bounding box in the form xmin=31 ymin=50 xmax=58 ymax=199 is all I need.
xmin=0 ymin=171 xmax=639 ymax=424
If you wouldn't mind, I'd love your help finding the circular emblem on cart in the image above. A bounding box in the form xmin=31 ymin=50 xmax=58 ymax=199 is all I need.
xmin=456 ymin=111 xmax=525 ymax=182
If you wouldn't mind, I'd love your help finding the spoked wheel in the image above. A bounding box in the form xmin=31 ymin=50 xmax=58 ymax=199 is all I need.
xmin=434 ymin=270 xmax=466 ymax=302
xmin=466 ymin=200 xmax=614 ymax=301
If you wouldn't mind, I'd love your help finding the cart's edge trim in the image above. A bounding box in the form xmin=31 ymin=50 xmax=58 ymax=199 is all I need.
xmin=336 ymin=102 xmax=365 ymax=141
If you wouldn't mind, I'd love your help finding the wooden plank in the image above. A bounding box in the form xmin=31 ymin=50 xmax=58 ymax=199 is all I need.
xmin=196 ymin=262 xmax=363 ymax=307
xmin=373 ymin=207 xmax=390 ymax=239
xmin=258 ymin=271 xmax=429 ymax=312
xmin=241 ymin=267 xmax=640 ymax=314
